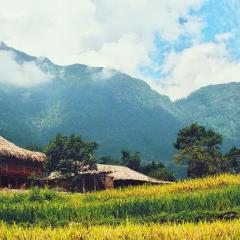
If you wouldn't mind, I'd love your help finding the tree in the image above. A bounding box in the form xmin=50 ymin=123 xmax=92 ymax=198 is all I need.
xmin=175 ymin=146 xmax=229 ymax=178
xmin=26 ymin=144 xmax=43 ymax=152
xmin=174 ymin=123 xmax=223 ymax=151
xmin=45 ymin=134 xmax=98 ymax=191
xmin=141 ymin=161 xmax=176 ymax=181
xmin=174 ymin=124 xmax=227 ymax=178
xmin=121 ymin=150 xmax=141 ymax=171
xmin=225 ymin=146 xmax=240 ymax=173
xmin=99 ymin=156 xmax=120 ymax=165
xmin=121 ymin=150 xmax=131 ymax=166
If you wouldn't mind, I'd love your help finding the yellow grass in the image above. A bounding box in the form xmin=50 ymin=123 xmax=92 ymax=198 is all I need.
xmin=0 ymin=220 xmax=239 ymax=240
xmin=74 ymin=173 xmax=240 ymax=201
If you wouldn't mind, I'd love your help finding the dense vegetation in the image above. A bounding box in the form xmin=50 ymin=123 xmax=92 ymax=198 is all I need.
xmin=175 ymin=82 xmax=240 ymax=151
xmin=174 ymin=124 xmax=240 ymax=178
xmin=99 ymin=150 xmax=176 ymax=181
xmin=0 ymin=174 xmax=239 ymax=239
xmin=40 ymin=133 xmax=175 ymax=191
xmin=41 ymin=124 xmax=238 ymax=188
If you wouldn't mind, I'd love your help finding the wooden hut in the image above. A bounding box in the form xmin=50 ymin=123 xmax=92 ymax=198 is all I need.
xmin=0 ymin=136 xmax=45 ymax=189
xmin=96 ymin=164 xmax=168 ymax=187
xmin=47 ymin=164 xmax=170 ymax=192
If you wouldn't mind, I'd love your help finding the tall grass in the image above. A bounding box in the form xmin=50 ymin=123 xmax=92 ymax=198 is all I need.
xmin=0 ymin=220 xmax=239 ymax=240
xmin=0 ymin=174 xmax=239 ymax=226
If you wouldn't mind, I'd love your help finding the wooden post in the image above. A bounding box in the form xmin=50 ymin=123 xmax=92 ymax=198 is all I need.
xmin=82 ymin=178 xmax=85 ymax=193
xmin=93 ymin=175 xmax=97 ymax=191
xmin=15 ymin=178 xmax=19 ymax=189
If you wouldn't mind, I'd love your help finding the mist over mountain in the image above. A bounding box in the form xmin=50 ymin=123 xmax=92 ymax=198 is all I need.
xmin=0 ymin=43 xmax=239 ymax=176
xmin=0 ymin=43 xmax=182 ymax=172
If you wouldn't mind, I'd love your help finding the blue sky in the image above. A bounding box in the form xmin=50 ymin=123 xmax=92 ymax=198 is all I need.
xmin=0 ymin=0 xmax=240 ymax=99
xmin=141 ymin=0 xmax=240 ymax=98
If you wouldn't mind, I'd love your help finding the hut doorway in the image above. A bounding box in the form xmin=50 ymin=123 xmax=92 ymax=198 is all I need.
xmin=0 ymin=176 xmax=28 ymax=189
xmin=1 ymin=176 xmax=9 ymax=188
xmin=81 ymin=176 xmax=97 ymax=192
xmin=9 ymin=177 xmax=17 ymax=188
xmin=0 ymin=176 xmax=18 ymax=188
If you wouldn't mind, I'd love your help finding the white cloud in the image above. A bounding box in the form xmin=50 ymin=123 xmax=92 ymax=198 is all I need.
xmin=91 ymin=67 xmax=116 ymax=81
xmin=0 ymin=0 xmax=205 ymax=78
xmin=158 ymin=40 xmax=240 ymax=100
xmin=5 ymin=0 xmax=235 ymax=101
xmin=0 ymin=50 xmax=53 ymax=87
xmin=79 ymin=33 xmax=150 ymax=77
xmin=215 ymin=31 xmax=235 ymax=43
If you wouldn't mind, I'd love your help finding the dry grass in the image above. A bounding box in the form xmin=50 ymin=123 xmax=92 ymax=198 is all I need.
xmin=0 ymin=220 xmax=239 ymax=240
xmin=82 ymin=173 xmax=240 ymax=201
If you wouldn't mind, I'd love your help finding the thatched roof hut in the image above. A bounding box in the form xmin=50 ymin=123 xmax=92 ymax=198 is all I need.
xmin=0 ymin=136 xmax=45 ymax=162
xmin=47 ymin=164 xmax=170 ymax=187
xmin=95 ymin=164 xmax=168 ymax=184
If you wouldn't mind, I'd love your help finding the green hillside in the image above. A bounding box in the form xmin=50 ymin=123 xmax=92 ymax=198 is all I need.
xmin=176 ymin=82 xmax=240 ymax=150
xmin=0 ymin=44 xmax=181 ymax=170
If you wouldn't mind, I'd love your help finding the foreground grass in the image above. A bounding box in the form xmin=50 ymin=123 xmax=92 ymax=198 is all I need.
xmin=0 ymin=220 xmax=240 ymax=240
xmin=0 ymin=174 xmax=239 ymax=226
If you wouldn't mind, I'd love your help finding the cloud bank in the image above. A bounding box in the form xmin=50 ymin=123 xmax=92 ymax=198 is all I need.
xmin=0 ymin=1 xmax=204 ymax=91
xmin=158 ymin=38 xmax=240 ymax=100
xmin=0 ymin=50 xmax=53 ymax=87
xmin=0 ymin=0 xmax=240 ymax=99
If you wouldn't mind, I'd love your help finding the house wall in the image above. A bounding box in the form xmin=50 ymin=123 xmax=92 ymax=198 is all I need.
xmin=0 ymin=157 xmax=42 ymax=189
xmin=113 ymin=180 xmax=148 ymax=188
xmin=47 ymin=175 xmax=154 ymax=193
xmin=47 ymin=174 xmax=114 ymax=193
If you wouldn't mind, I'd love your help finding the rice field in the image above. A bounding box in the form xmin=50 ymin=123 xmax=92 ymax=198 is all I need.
xmin=0 ymin=220 xmax=240 ymax=240
xmin=0 ymin=174 xmax=240 ymax=239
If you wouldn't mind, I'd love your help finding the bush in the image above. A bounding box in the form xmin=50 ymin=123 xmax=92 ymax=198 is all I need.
xmin=28 ymin=187 xmax=60 ymax=202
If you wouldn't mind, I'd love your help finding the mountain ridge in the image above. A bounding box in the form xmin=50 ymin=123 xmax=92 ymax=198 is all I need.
xmin=0 ymin=43 xmax=239 ymax=175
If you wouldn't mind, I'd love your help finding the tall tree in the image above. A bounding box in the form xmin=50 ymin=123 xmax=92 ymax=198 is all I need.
xmin=26 ymin=144 xmax=43 ymax=152
xmin=45 ymin=134 xmax=98 ymax=191
xmin=141 ymin=161 xmax=176 ymax=181
xmin=225 ymin=146 xmax=240 ymax=173
xmin=121 ymin=150 xmax=141 ymax=171
xmin=99 ymin=156 xmax=120 ymax=165
xmin=174 ymin=123 xmax=223 ymax=151
xmin=174 ymin=124 xmax=227 ymax=178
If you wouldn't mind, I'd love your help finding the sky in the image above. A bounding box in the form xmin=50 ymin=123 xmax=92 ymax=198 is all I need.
xmin=0 ymin=0 xmax=240 ymax=100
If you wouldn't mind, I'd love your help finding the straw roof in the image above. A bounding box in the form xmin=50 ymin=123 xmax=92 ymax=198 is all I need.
xmin=0 ymin=136 xmax=46 ymax=162
xmin=47 ymin=164 xmax=170 ymax=184
xmin=96 ymin=164 xmax=168 ymax=184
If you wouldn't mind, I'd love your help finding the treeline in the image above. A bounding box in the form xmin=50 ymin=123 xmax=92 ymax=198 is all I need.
xmin=27 ymin=123 xmax=240 ymax=189
xmin=27 ymin=134 xmax=175 ymax=190
xmin=100 ymin=150 xmax=176 ymax=181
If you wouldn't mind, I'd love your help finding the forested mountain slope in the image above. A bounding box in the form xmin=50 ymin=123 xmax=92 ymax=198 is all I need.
xmin=1 ymin=43 xmax=240 ymax=173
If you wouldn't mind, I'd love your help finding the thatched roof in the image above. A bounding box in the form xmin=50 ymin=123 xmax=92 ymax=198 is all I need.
xmin=47 ymin=164 xmax=169 ymax=184
xmin=96 ymin=164 xmax=168 ymax=184
xmin=0 ymin=136 xmax=46 ymax=162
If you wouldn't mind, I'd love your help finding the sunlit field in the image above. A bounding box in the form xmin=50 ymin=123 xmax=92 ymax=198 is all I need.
xmin=0 ymin=220 xmax=240 ymax=240
xmin=0 ymin=174 xmax=240 ymax=239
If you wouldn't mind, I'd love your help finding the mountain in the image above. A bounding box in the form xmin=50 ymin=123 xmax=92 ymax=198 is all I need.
xmin=0 ymin=43 xmax=182 ymax=174
xmin=1 ymin=43 xmax=240 ymax=176
xmin=175 ymin=82 xmax=240 ymax=151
